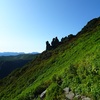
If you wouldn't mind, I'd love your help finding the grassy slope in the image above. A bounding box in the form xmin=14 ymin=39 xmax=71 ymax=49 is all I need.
xmin=0 ymin=18 xmax=100 ymax=100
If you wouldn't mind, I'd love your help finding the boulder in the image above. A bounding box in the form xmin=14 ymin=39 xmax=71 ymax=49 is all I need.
xmin=65 ymin=91 xmax=74 ymax=100
xmin=40 ymin=90 xmax=47 ymax=98
xmin=82 ymin=97 xmax=91 ymax=100
xmin=63 ymin=87 xmax=70 ymax=94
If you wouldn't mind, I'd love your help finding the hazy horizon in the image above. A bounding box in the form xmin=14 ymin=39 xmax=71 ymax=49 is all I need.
xmin=0 ymin=0 xmax=100 ymax=53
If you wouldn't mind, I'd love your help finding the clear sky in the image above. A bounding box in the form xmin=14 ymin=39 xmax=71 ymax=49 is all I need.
xmin=0 ymin=0 xmax=100 ymax=53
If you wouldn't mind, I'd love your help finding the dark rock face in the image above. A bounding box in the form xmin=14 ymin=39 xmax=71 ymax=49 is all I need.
xmin=78 ymin=17 xmax=100 ymax=35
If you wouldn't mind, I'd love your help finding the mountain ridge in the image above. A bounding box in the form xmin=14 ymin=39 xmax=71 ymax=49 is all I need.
xmin=0 ymin=53 xmax=39 ymax=79
xmin=0 ymin=52 xmax=39 ymax=56
xmin=0 ymin=17 xmax=100 ymax=100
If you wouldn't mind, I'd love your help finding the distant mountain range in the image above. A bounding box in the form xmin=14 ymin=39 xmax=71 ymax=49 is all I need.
xmin=0 ymin=52 xmax=39 ymax=56
xmin=0 ymin=53 xmax=39 ymax=79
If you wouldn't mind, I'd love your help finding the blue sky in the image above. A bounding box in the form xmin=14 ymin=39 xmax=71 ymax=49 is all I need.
xmin=0 ymin=0 xmax=100 ymax=53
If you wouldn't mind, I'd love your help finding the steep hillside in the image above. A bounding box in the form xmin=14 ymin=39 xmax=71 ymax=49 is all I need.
xmin=0 ymin=54 xmax=39 ymax=79
xmin=0 ymin=17 xmax=100 ymax=100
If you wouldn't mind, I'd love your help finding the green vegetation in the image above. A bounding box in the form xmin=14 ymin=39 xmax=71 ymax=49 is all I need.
xmin=0 ymin=53 xmax=39 ymax=61
xmin=0 ymin=54 xmax=39 ymax=79
xmin=0 ymin=17 xmax=100 ymax=100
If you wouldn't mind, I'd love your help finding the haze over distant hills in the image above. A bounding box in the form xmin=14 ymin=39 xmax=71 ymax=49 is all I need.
xmin=0 ymin=52 xmax=39 ymax=56
xmin=0 ymin=53 xmax=39 ymax=79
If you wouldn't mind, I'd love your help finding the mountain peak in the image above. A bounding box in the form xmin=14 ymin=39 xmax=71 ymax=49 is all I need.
xmin=78 ymin=17 xmax=100 ymax=34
